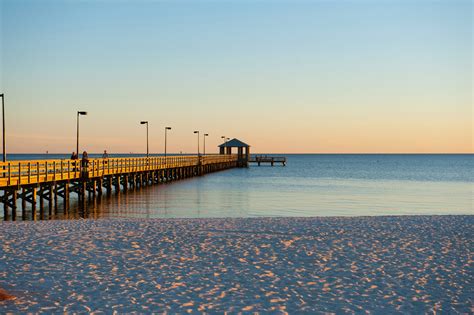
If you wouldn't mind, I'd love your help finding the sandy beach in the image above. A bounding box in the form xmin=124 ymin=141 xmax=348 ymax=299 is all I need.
xmin=0 ymin=216 xmax=472 ymax=313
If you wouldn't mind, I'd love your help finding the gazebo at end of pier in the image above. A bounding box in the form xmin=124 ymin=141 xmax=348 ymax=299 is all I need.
xmin=218 ymin=138 xmax=250 ymax=167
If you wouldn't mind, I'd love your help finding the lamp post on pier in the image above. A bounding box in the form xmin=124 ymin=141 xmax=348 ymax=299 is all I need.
xmin=76 ymin=111 xmax=87 ymax=156
xmin=221 ymin=136 xmax=230 ymax=155
xmin=164 ymin=127 xmax=171 ymax=157
xmin=140 ymin=121 xmax=149 ymax=157
xmin=0 ymin=93 xmax=5 ymax=162
xmin=203 ymin=133 xmax=209 ymax=156
xmin=194 ymin=130 xmax=200 ymax=156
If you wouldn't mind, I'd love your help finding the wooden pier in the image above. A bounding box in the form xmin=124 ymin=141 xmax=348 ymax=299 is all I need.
xmin=249 ymin=156 xmax=286 ymax=166
xmin=0 ymin=154 xmax=238 ymax=221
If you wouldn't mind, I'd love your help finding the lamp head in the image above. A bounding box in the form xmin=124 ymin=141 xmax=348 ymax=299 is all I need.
xmin=166 ymin=127 xmax=171 ymax=130
xmin=78 ymin=111 xmax=87 ymax=115
xmin=140 ymin=121 xmax=148 ymax=124
xmin=204 ymin=133 xmax=209 ymax=136
xmin=194 ymin=131 xmax=199 ymax=134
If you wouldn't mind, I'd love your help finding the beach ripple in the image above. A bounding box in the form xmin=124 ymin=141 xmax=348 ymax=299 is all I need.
xmin=0 ymin=216 xmax=472 ymax=313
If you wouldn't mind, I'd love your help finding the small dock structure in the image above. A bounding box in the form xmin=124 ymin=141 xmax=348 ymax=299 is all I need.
xmin=249 ymin=155 xmax=287 ymax=166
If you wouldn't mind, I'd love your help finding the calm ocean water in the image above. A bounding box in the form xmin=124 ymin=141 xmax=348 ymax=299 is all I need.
xmin=4 ymin=154 xmax=473 ymax=219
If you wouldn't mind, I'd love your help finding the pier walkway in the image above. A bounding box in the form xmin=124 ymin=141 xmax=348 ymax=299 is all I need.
xmin=0 ymin=154 xmax=238 ymax=221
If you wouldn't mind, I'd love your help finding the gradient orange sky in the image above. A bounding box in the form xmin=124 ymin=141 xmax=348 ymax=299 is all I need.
xmin=1 ymin=1 xmax=472 ymax=154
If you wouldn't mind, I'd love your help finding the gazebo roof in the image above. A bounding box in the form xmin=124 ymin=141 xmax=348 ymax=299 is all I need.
xmin=218 ymin=138 xmax=250 ymax=148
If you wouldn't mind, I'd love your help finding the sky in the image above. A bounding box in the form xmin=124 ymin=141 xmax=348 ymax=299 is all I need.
xmin=0 ymin=0 xmax=472 ymax=154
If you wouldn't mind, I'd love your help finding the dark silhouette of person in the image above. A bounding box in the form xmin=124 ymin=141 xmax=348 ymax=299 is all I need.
xmin=70 ymin=152 xmax=79 ymax=172
xmin=81 ymin=151 xmax=90 ymax=176
xmin=81 ymin=151 xmax=89 ymax=165
xmin=102 ymin=150 xmax=109 ymax=165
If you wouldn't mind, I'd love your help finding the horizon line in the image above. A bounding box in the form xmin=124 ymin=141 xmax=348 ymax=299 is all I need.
xmin=5 ymin=152 xmax=474 ymax=155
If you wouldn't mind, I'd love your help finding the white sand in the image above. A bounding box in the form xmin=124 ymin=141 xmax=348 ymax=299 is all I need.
xmin=0 ymin=216 xmax=472 ymax=313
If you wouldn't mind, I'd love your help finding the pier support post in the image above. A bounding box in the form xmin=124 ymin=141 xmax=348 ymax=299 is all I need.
xmin=3 ymin=191 xmax=9 ymax=221
xmin=97 ymin=178 xmax=103 ymax=197
xmin=80 ymin=181 xmax=86 ymax=203
xmin=92 ymin=180 xmax=97 ymax=199
xmin=48 ymin=185 xmax=53 ymax=217
xmin=39 ymin=187 xmax=44 ymax=220
xmin=114 ymin=175 xmax=120 ymax=193
xmin=123 ymin=175 xmax=128 ymax=192
xmin=64 ymin=183 xmax=69 ymax=213
xmin=130 ymin=175 xmax=135 ymax=189
xmin=22 ymin=188 xmax=27 ymax=220
xmin=11 ymin=190 xmax=17 ymax=221
xmin=106 ymin=177 xmax=112 ymax=195
xmin=31 ymin=188 xmax=37 ymax=220
xmin=54 ymin=183 xmax=58 ymax=213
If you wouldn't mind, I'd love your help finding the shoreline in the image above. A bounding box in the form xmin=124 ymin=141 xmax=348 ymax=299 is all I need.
xmin=1 ymin=215 xmax=472 ymax=312
xmin=2 ymin=213 xmax=472 ymax=222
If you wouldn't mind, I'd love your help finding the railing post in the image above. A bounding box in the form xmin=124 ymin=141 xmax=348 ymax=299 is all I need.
xmin=7 ymin=162 xmax=11 ymax=186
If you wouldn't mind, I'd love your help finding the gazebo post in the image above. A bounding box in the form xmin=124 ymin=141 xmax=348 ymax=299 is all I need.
xmin=238 ymin=147 xmax=243 ymax=165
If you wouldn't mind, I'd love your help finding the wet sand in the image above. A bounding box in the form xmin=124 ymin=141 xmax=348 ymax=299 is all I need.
xmin=0 ymin=216 xmax=472 ymax=313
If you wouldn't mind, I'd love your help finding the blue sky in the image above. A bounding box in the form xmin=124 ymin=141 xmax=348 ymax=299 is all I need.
xmin=0 ymin=0 xmax=472 ymax=153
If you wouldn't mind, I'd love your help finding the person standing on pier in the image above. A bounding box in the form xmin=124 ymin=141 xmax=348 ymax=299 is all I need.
xmin=81 ymin=151 xmax=90 ymax=176
xmin=102 ymin=150 xmax=109 ymax=166
xmin=71 ymin=152 xmax=79 ymax=172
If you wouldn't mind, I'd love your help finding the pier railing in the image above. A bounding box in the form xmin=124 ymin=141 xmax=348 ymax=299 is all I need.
xmin=0 ymin=154 xmax=238 ymax=187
